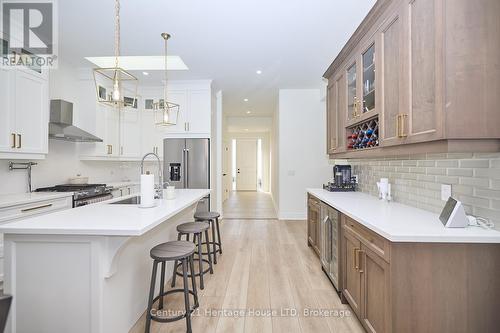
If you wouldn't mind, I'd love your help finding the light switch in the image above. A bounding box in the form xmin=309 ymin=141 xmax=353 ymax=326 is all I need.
xmin=441 ymin=184 xmax=452 ymax=201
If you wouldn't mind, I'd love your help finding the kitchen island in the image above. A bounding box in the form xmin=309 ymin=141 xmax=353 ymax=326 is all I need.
xmin=0 ymin=188 xmax=210 ymax=333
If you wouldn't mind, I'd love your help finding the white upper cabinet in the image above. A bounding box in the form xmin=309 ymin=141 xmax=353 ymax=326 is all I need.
xmin=120 ymin=109 xmax=141 ymax=158
xmin=80 ymin=80 xmax=212 ymax=161
xmin=187 ymin=89 xmax=211 ymax=134
xmin=0 ymin=68 xmax=49 ymax=159
xmin=0 ymin=68 xmax=15 ymax=152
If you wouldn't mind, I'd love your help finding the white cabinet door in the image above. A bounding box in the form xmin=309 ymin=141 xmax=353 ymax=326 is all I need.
xmin=120 ymin=110 xmax=141 ymax=158
xmin=141 ymin=111 xmax=157 ymax=155
xmin=162 ymin=89 xmax=188 ymax=133
xmin=14 ymin=69 xmax=49 ymax=154
xmin=0 ymin=68 xmax=15 ymax=152
xmin=105 ymin=107 xmax=120 ymax=156
xmin=187 ymin=90 xmax=211 ymax=134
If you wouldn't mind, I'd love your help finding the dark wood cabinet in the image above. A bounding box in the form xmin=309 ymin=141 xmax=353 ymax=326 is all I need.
xmin=307 ymin=195 xmax=321 ymax=256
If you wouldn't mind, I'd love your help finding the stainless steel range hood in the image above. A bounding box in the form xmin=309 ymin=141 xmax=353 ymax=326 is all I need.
xmin=49 ymin=100 xmax=103 ymax=142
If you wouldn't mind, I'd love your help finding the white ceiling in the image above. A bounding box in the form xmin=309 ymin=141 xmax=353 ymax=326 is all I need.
xmin=58 ymin=0 xmax=376 ymax=117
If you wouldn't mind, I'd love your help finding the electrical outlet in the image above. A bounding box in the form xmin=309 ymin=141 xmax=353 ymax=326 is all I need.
xmin=441 ymin=184 xmax=452 ymax=201
xmin=353 ymin=175 xmax=359 ymax=184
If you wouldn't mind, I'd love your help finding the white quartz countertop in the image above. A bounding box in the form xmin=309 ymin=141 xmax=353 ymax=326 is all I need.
xmin=0 ymin=192 xmax=74 ymax=209
xmin=307 ymin=189 xmax=500 ymax=243
xmin=0 ymin=189 xmax=210 ymax=236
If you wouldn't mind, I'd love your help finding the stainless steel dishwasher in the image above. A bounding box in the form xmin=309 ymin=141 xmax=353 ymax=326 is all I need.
xmin=320 ymin=203 xmax=340 ymax=292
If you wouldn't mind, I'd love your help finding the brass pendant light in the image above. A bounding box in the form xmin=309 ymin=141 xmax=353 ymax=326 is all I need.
xmin=93 ymin=0 xmax=138 ymax=108
xmin=153 ymin=33 xmax=180 ymax=126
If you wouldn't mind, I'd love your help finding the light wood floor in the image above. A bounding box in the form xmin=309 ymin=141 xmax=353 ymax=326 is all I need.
xmin=222 ymin=191 xmax=277 ymax=219
xmin=130 ymin=219 xmax=363 ymax=333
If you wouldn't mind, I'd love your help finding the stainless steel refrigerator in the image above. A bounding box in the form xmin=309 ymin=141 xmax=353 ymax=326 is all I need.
xmin=163 ymin=138 xmax=210 ymax=212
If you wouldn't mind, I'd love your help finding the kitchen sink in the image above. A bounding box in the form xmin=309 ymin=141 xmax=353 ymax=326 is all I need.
xmin=109 ymin=196 xmax=141 ymax=205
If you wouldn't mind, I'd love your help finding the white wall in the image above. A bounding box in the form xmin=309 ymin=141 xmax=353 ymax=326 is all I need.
xmin=277 ymin=89 xmax=331 ymax=219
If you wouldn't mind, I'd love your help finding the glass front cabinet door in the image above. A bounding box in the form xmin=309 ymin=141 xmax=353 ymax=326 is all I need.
xmin=347 ymin=62 xmax=358 ymax=121
xmin=362 ymin=44 xmax=375 ymax=114
xmin=346 ymin=43 xmax=376 ymax=124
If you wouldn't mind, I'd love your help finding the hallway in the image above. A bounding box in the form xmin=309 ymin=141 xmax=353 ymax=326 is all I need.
xmin=130 ymin=219 xmax=363 ymax=333
xmin=222 ymin=191 xmax=277 ymax=219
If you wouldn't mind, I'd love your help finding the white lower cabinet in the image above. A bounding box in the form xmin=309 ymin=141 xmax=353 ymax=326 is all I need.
xmin=0 ymin=195 xmax=73 ymax=288
xmin=0 ymin=68 xmax=49 ymax=159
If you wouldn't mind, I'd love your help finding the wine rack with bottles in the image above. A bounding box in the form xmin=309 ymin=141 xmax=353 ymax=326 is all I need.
xmin=347 ymin=117 xmax=379 ymax=150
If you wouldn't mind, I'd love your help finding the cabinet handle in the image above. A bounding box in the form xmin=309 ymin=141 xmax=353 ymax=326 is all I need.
xmin=120 ymin=146 xmax=123 ymax=155
xmin=358 ymin=250 xmax=365 ymax=273
xmin=17 ymin=134 xmax=21 ymax=148
xmin=353 ymin=97 xmax=358 ymax=118
xmin=397 ymin=114 xmax=408 ymax=138
xmin=107 ymin=145 xmax=112 ymax=155
xmin=353 ymin=248 xmax=359 ymax=270
xmin=11 ymin=133 xmax=16 ymax=148
xmin=21 ymin=203 xmax=52 ymax=212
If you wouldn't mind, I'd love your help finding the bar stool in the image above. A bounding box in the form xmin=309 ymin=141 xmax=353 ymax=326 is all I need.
xmin=194 ymin=211 xmax=222 ymax=264
xmin=145 ymin=240 xmax=198 ymax=333
xmin=172 ymin=222 xmax=213 ymax=290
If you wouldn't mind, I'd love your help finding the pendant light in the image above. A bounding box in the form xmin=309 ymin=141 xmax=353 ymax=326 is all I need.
xmin=93 ymin=0 xmax=138 ymax=108
xmin=154 ymin=33 xmax=180 ymax=126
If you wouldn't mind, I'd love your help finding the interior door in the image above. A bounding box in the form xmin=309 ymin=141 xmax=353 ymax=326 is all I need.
xmin=235 ymin=139 xmax=257 ymax=191
xmin=222 ymin=140 xmax=230 ymax=202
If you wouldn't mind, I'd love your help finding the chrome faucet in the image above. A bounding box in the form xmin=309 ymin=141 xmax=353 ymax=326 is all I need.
xmin=140 ymin=152 xmax=163 ymax=199
xmin=9 ymin=161 xmax=37 ymax=192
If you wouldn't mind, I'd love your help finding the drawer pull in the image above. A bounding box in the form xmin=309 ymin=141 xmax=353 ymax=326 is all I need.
xmin=21 ymin=203 xmax=53 ymax=213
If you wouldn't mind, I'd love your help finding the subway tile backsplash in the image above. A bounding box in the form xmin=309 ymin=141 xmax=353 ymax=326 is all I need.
xmin=343 ymin=152 xmax=500 ymax=230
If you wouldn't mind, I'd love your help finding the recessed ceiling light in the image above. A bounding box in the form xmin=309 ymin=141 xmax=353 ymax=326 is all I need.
xmin=244 ymin=129 xmax=249 ymax=131
xmin=142 ymin=71 xmax=149 ymax=76
xmin=246 ymin=111 xmax=251 ymax=114
xmin=85 ymin=56 xmax=189 ymax=70
xmin=243 ymin=98 xmax=249 ymax=102
xmin=256 ymin=70 xmax=262 ymax=74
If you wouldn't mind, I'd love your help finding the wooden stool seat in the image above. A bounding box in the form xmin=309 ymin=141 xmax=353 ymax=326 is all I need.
xmin=176 ymin=222 xmax=209 ymax=234
xmin=194 ymin=211 xmax=220 ymax=220
xmin=150 ymin=241 xmax=195 ymax=261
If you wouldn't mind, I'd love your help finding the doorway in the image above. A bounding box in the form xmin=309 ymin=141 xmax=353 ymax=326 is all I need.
xmin=234 ymin=138 xmax=257 ymax=191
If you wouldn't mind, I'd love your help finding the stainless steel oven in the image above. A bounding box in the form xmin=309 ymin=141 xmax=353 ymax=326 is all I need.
xmin=320 ymin=203 xmax=340 ymax=291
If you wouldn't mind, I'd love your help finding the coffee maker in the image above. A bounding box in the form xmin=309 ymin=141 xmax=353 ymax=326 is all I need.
xmin=323 ymin=165 xmax=356 ymax=192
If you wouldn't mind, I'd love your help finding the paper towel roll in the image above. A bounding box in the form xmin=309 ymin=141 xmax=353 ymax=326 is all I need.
xmin=140 ymin=174 xmax=155 ymax=208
